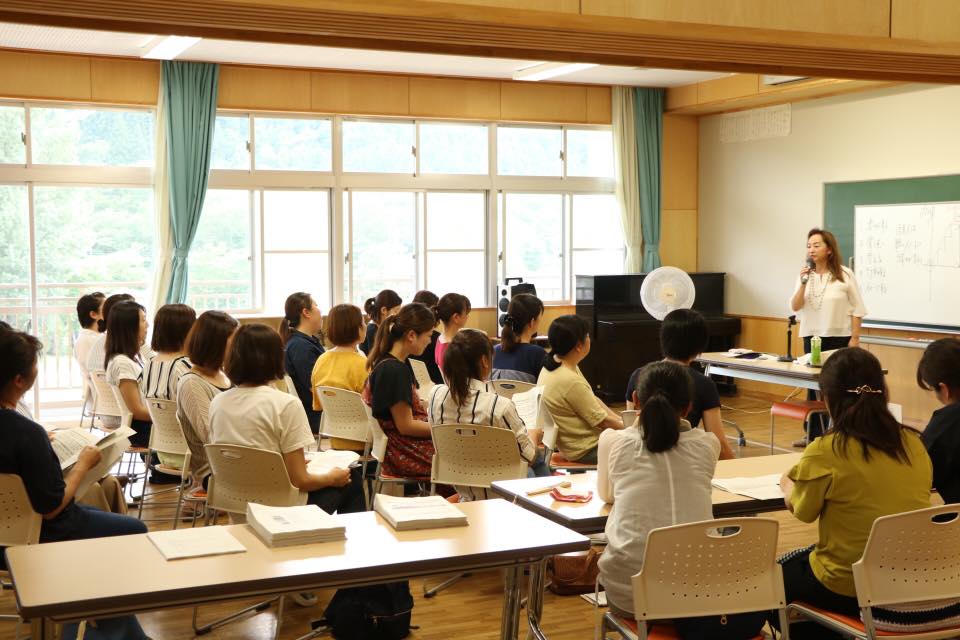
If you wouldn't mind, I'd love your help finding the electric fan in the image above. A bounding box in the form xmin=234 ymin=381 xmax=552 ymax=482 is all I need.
xmin=639 ymin=266 xmax=696 ymax=320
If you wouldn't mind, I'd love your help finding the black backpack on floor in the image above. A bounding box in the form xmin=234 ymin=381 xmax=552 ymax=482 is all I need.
xmin=320 ymin=581 xmax=414 ymax=640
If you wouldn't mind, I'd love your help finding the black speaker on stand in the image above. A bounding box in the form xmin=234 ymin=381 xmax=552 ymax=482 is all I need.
xmin=497 ymin=277 xmax=537 ymax=336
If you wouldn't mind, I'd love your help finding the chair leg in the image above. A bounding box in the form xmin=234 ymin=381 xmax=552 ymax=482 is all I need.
xmin=192 ymin=597 xmax=277 ymax=635
xmin=423 ymin=572 xmax=465 ymax=598
xmin=769 ymin=413 xmax=776 ymax=454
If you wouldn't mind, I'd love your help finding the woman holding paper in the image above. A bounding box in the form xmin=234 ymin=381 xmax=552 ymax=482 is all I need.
xmin=0 ymin=327 xmax=149 ymax=640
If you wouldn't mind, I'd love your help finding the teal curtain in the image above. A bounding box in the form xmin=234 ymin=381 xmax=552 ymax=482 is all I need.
xmin=633 ymin=87 xmax=664 ymax=272
xmin=162 ymin=60 xmax=219 ymax=304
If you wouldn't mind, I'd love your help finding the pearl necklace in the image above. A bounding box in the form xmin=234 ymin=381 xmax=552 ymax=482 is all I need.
xmin=806 ymin=272 xmax=831 ymax=311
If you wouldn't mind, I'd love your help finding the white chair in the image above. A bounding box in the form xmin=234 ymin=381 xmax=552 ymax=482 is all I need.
xmin=539 ymin=397 xmax=597 ymax=472
xmin=789 ymin=504 xmax=960 ymax=639
xmin=490 ymin=379 xmax=535 ymax=400
xmin=0 ymin=474 xmax=42 ymax=640
xmin=199 ymin=444 xmax=307 ymax=639
xmin=90 ymin=371 xmax=146 ymax=497
xmin=141 ymin=399 xmax=201 ymax=526
xmin=315 ymin=386 xmax=375 ymax=507
xmin=408 ymin=358 xmax=435 ymax=402
xmin=602 ymin=517 xmax=789 ymax=640
xmin=620 ymin=410 xmax=638 ymax=428
xmin=424 ymin=424 xmax=528 ymax=598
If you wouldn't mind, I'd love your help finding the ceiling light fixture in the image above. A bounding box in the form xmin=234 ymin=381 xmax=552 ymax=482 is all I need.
xmin=512 ymin=62 xmax=597 ymax=82
xmin=141 ymin=35 xmax=201 ymax=60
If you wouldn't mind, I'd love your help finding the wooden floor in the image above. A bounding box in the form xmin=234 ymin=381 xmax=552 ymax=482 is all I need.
xmin=0 ymin=389 xmax=819 ymax=640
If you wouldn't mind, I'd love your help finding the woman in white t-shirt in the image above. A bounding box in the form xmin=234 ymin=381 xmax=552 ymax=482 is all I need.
xmin=209 ymin=324 xmax=365 ymax=514
xmin=789 ymin=228 xmax=867 ymax=443
xmin=597 ymin=361 xmax=721 ymax=618
xmin=104 ymin=300 xmax=152 ymax=448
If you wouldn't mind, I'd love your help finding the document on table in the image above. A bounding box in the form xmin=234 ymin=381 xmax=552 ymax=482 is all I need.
xmin=711 ymin=473 xmax=784 ymax=500
xmin=147 ymin=526 xmax=247 ymax=560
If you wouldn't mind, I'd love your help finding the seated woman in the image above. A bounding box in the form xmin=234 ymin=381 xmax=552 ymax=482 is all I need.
xmin=492 ymin=293 xmax=547 ymax=383
xmin=104 ymin=300 xmax=152 ymax=449
xmin=537 ymin=315 xmax=623 ymax=464
xmin=310 ymin=303 xmax=369 ymax=452
xmin=142 ymin=303 xmax=196 ymax=471
xmin=917 ymin=337 xmax=960 ymax=505
xmin=177 ymin=310 xmax=238 ymax=488
xmin=281 ymin=292 xmax=325 ymax=434
xmin=408 ymin=290 xmax=443 ymax=385
xmin=210 ymin=323 xmax=364 ymax=515
xmin=597 ymin=361 xmax=721 ymax=618
xmin=363 ymin=302 xmax=438 ymax=479
xmin=775 ymin=347 xmax=933 ymax=640
xmin=0 ymin=328 xmax=149 ymax=640
xmin=426 ymin=329 xmax=541 ymax=500
xmin=624 ymin=308 xmax=736 ymax=460
xmin=361 ymin=289 xmax=402 ymax=355
xmin=433 ymin=292 xmax=471 ymax=372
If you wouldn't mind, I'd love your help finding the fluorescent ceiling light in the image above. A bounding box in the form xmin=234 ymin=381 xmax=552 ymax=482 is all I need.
xmin=141 ymin=35 xmax=201 ymax=60
xmin=513 ymin=62 xmax=598 ymax=82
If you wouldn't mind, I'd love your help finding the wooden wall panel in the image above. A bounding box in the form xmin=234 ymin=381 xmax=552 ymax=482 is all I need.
xmin=892 ymin=0 xmax=960 ymax=42
xmin=409 ymin=76 xmax=499 ymax=120
xmin=585 ymin=87 xmax=612 ymax=125
xmin=665 ymin=84 xmax=698 ymax=111
xmin=0 ymin=50 xmax=91 ymax=101
xmin=698 ymin=74 xmax=759 ymax=104
xmin=580 ymin=0 xmax=891 ymax=37
xmin=500 ymin=82 xmax=586 ymax=123
xmin=662 ymin=114 xmax=698 ymax=211
xmin=218 ymin=65 xmax=311 ymax=111
xmin=312 ymin=71 xmax=409 ymax=116
xmin=459 ymin=305 xmax=575 ymax=337
xmin=659 ymin=210 xmax=698 ymax=272
xmin=417 ymin=0 xmax=579 ymax=11
xmin=90 ymin=58 xmax=159 ymax=105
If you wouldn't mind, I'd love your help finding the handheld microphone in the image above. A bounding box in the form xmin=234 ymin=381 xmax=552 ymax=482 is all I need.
xmin=806 ymin=257 xmax=815 ymax=270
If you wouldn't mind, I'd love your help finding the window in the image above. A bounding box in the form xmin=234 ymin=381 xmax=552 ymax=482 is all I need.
xmin=254 ymin=117 xmax=332 ymax=171
xmin=425 ymin=192 xmax=486 ymax=303
xmin=31 ymin=107 xmax=153 ymax=167
xmin=343 ymin=120 xmax=415 ymax=173
xmin=497 ymin=126 xmax=562 ymax=177
xmin=211 ymin=115 xmax=250 ymax=170
xmin=0 ymin=185 xmax=30 ymax=322
xmin=420 ymin=123 xmax=488 ymax=175
xmin=0 ymin=105 xmax=25 ymax=164
xmin=349 ymin=191 xmax=417 ymax=304
xmin=567 ymin=129 xmax=615 ymax=178
xmin=188 ymin=189 xmax=254 ymax=312
xmin=571 ymin=194 xmax=624 ymax=286
xmin=502 ymin=193 xmax=564 ymax=301
xmin=263 ymin=190 xmax=330 ymax=312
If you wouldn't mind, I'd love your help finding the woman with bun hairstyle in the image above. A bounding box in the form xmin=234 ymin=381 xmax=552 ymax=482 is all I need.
xmin=433 ymin=292 xmax=471 ymax=371
xmin=427 ymin=329 xmax=541 ymax=499
xmin=409 ymin=290 xmax=443 ymax=384
xmin=361 ymin=289 xmax=402 ymax=356
xmin=363 ymin=302 xmax=438 ymax=478
xmin=597 ymin=361 xmax=721 ymax=618
xmin=492 ymin=293 xmax=548 ymax=383
xmin=280 ymin=292 xmax=325 ymax=433
xmin=537 ymin=315 xmax=623 ymax=463
xmin=917 ymin=337 xmax=960 ymax=504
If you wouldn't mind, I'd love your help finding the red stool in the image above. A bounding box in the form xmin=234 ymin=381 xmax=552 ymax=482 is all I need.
xmin=769 ymin=400 xmax=828 ymax=452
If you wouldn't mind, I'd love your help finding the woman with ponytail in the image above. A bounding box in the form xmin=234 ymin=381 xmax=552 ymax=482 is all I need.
xmin=774 ymin=347 xmax=933 ymax=639
xmin=597 ymin=361 xmax=721 ymax=618
xmin=492 ymin=293 xmax=548 ymax=383
xmin=433 ymin=292 xmax=471 ymax=371
xmin=363 ymin=302 xmax=438 ymax=478
xmin=281 ymin=292 xmax=325 ymax=434
xmin=537 ymin=315 xmax=623 ymax=464
xmin=409 ymin=290 xmax=443 ymax=384
xmin=426 ymin=329 xmax=541 ymax=499
xmin=361 ymin=289 xmax=402 ymax=355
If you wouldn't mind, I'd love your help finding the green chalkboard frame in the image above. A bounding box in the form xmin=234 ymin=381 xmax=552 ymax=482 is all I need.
xmin=823 ymin=173 xmax=960 ymax=332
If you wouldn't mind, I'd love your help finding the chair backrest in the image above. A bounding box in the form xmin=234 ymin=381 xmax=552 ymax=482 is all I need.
xmin=538 ymin=396 xmax=558 ymax=450
xmin=408 ymin=358 xmax=435 ymax=396
xmin=853 ymin=504 xmax=960 ymax=609
xmin=368 ymin=417 xmax=389 ymax=465
xmin=621 ymin=410 xmax=639 ymax=428
xmin=316 ymin=387 xmax=374 ymax=445
xmin=490 ymin=379 xmax=535 ymax=400
xmin=430 ymin=424 xmax=528 ymax=488
xmin=0 ymin=474 xmax=42 ymax=547
xmin=633 ymin=517 xmax=786 ymax=622
xmin=89 ymin=371 xmax=122 ymax=420
xmin=145 ymin=398 xmax=190 ymax=457
xmin=282 ymin=374 xmax=298 ymax=397
xmin=203 ymin=444 xmax=306 ymax=515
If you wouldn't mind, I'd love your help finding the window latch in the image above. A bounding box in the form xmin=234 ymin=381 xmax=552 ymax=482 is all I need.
xmin=344 ymin=252 xmax=350 ymax=263
xmin=411 ymin=145 xmax=417 ymax=157
xmin=21 ymin=132 xmax=26 ymax=145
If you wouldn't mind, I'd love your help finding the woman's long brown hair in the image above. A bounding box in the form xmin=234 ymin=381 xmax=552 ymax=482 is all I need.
xmin=808 ymin=228 xmax=845 ymax=283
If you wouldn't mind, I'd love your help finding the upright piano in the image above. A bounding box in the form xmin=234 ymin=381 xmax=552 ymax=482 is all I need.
xmin=575 ymin=273 xmax=741 ymax=402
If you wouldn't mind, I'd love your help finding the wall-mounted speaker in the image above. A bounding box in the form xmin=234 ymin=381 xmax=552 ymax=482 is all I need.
xmin=497 ymin=277 xmax=537 ymax=336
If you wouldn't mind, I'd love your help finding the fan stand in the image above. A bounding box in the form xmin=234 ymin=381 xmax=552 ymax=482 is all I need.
xmin=777 ymin=315 xmax=797 ymax=363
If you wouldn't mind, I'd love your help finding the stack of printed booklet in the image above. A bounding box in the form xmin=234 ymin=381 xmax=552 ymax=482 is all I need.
xmin=246 ymin=503 xmax=347 ymax=547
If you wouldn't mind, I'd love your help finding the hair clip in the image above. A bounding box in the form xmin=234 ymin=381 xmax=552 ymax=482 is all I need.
xmin=846 ymin=385 xmax=883 ymax=395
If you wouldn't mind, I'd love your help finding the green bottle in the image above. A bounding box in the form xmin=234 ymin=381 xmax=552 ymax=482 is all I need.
xmin=811 ymin=335 xmax=822 ymax=366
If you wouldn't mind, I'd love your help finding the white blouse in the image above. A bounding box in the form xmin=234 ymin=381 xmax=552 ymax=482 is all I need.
xmin=596 ymin=422 xmax=720 ymax=615
xmin=792 ymin=266 xmax=867 ymax=338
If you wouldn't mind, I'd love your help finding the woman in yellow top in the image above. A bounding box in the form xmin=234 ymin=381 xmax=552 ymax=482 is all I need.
xmin=775 ymin=347 xmax=932 ymax=640
xmin=311 ymin=304 xmax=368 ymax=450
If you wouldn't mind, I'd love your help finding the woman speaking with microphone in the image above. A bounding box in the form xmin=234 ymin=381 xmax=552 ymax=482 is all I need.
xmin=789 ymin=228 xmax=867 ymax=446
